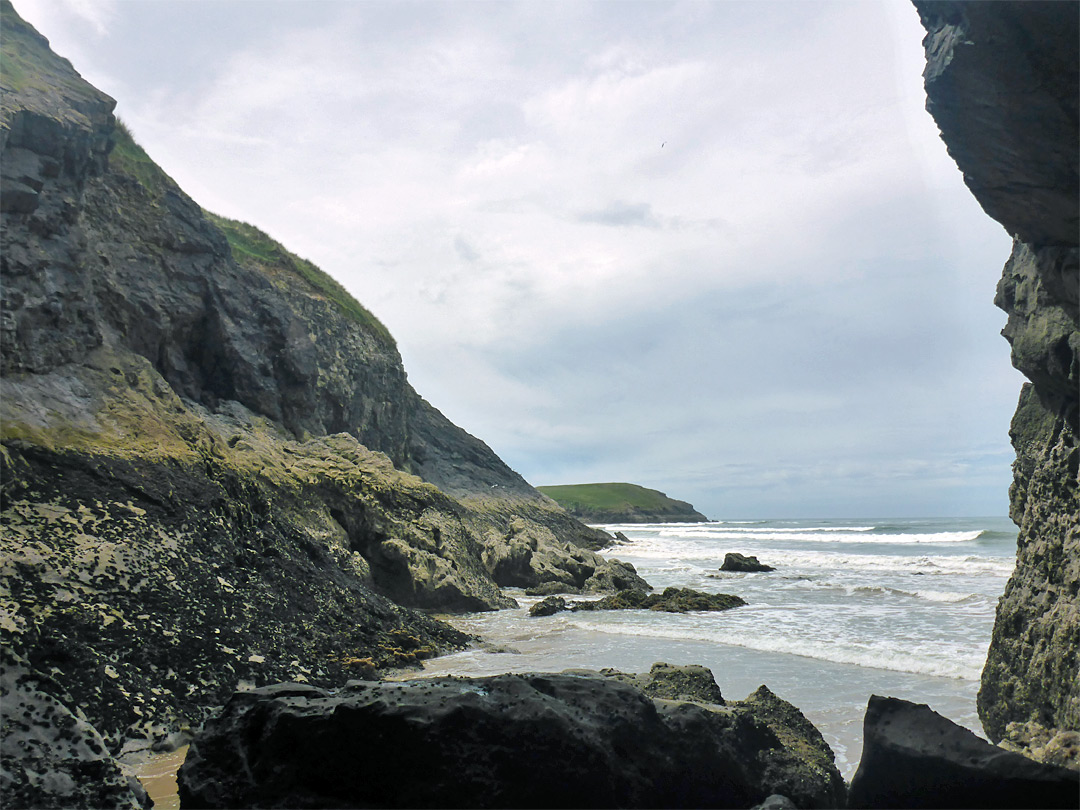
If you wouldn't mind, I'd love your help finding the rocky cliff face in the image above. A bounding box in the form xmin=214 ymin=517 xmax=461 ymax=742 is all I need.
xmin=0 ymin=3 xmax=644 ymax=797
xmin=915 ymin=0 xmax=1079 ymax=754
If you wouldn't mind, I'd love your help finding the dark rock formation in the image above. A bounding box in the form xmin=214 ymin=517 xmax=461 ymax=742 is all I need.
xmin=582 ymin=586 xmax=747 ymax=613
xmin=523 ymin=581 xmax=582 ymax=596
xmin=914 ymin=0 xmax=1079 ymax=753
xmin=178 ymin=668 xmax=844 ymax=809
xmin=529 ymin=595 xmax=570 ymax=616
xmin=529 ymin=586 xmax=746 ymax=616
xmin=721 ymin=552 xmax=776 ymax=572
xmin=996 ymin=720 xmax=1080 ymax=772
xmin=599 ymin=661 xmax=727 ymax=705
xmin=847 ymin=695 xmax=1079 ymax=809
xmin=0 ymin=3 xmax=644 ymax=801
xmin=0 ymin=649 xmax=150 ymax=810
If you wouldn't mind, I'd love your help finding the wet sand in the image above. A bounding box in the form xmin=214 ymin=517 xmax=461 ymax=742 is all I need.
xmin=132 ymin=746 xmax=187 ymax=810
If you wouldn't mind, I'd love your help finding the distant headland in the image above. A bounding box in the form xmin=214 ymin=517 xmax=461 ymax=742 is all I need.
xmin=537 ymin=483 xmax=709 ymax=524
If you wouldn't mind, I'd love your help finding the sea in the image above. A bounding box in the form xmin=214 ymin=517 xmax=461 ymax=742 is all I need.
xmin=416 ymin=516 xmax=1018 ymax=779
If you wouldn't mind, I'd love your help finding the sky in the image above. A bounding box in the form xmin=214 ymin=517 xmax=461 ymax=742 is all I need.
xmin=14 ymin=0 xmax=1023 ymax=519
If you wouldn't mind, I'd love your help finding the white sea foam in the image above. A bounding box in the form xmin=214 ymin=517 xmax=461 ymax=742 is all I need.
xmin=778 ymin=581 xmax=984 ymax=604
xmin=765 ymin=551 xmax=1015 ymax=576
xmin=657 ymin=529 xmax=983 ymax=544
xmin=663 ymin=525 xmax=879 ymax=535
xmin=566 ymin=617 xmax=986 ymax=680
xmin=610 ymin=544 xmax=1015 ymax=576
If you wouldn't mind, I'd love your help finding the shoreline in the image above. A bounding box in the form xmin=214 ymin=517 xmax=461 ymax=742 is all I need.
xmin=413 ymin=601 xmax=986 ymax=780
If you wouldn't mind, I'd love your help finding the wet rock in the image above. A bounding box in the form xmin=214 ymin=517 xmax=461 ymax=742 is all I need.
xmin=525 ymin=587 xmax=748 ymax=619
xmin=721 ymin=552 xmax=776 ymax=572
xmin=528 ymin=596 xmax=569 ymax=617
xmin=998 ymin=720 xmax=1080 ymax=771
xmin=179 ymin=669 xmax=844 ymax=809
xmin=0 ymin=650 xmax=149 ymax=810
xmin=847 ymin=695 xmax=1080 ymax=809
xmin=524 ymin=581 xmax=581 ymax=596
xmin=577 ymin=586 xmax=747 ymax=613
xmin=600 ymin=662 xmax=726 ymax=705
xmin=529 ymin=587 xmax=746 ymax=617
xmin=752 ymin=796 xmax=797 ymax=810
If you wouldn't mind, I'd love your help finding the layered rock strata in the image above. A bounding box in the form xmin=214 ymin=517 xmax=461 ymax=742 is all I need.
xmin=178 ymin=666 xmax=845 ymax=809
xmin=914 ymin=0 xmax=1079 ymax=752
xmin=847 ymin=695 xmax=1079 ymax=809
xmin=0 ymin=3 xmax=646 ymax=803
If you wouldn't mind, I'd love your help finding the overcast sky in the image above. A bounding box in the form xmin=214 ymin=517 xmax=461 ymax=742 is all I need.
xmin=16 ymin=0 xmax=1022 ymax=518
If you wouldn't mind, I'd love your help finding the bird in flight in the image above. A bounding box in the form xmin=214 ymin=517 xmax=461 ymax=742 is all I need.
xmin=661 ymin=141 xmax=666 ymax=148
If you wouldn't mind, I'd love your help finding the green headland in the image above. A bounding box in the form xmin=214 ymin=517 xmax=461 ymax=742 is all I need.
xmin=537 ymin=482 xmax=708 ymax=524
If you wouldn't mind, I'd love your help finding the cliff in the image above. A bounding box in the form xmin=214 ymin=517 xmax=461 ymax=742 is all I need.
xmin=0 ymin=3 xmax=646 ymax=799
xmin=914 ymin=0 xmax=1079 ymax=756
xmin=537 ymin=482 xmax=709 ymax=524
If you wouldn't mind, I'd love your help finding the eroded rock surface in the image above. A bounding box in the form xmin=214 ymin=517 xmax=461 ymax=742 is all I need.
xmin=528 ymin=586 xmax=747 ymax=616
xmin=178 ymin=667 xmax=844 ymax=809
xmin=847 ymin=695 xmax=1079 ymax=809
xmin=914 ymin=0 xmax=1079 ymax=749
xmin=0 ymin=650 xmax=149 ymax=810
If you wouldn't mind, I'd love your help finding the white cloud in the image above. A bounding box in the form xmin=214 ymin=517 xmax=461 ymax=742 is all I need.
xmin=17 ymin=0 xmax=1023 ymax=517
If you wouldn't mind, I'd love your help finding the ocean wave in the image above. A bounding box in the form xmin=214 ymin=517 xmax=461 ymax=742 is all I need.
xmin=693 ymin=550 xmax=1014 ymax=577
xmin=659 ymin=526 xmax=878 ymax=538
xmin=772 ymin=580 xmax=982 ymax=604
xmin=567 ymin=618 xmax=986 ymax=680
xmin=655 ymin=529 xmax=983 ymax=544
xmin=767 ymin=551 xmax=1015 ymax=576
xmin=849 ymin=584 xmax=982 ymax=603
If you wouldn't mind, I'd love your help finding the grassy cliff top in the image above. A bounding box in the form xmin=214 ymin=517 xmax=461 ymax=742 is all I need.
xmin=201 ymin=210 xmax=396 ymax=350
xmin=0 ymin=0 xmax=115 ymax=129
xmin=105 ymin=120 xmax=395 ymax=350
xmin=537 ymin=482 xmax=707 ymax=522
xmin=109 ymin=118 xmax=179 ymax=198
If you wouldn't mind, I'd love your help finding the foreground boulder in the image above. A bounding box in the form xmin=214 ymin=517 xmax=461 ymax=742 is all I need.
xmin=179 ymin=668 xmax=844 ymax=809
xmin=0 ymin=650 xmax=149 ymax=810
xmin=721 ymin=553 xmax=776 ymax=573
xmin=847 ymin=695 xmax=1080 ymax=809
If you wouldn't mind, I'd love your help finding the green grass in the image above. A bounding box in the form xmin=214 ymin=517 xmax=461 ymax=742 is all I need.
xmin=537 ymin=483 xmax=685 ymax=513
xmin=109 ymin=118 xmax=179 ymax=198
xmin=1 ymin=0 xmax=395 ymax=352
xmin=1 ymin=0 xmax=102 ymax=102
xmin=202 ymin=210 xmax=396 ymax=349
